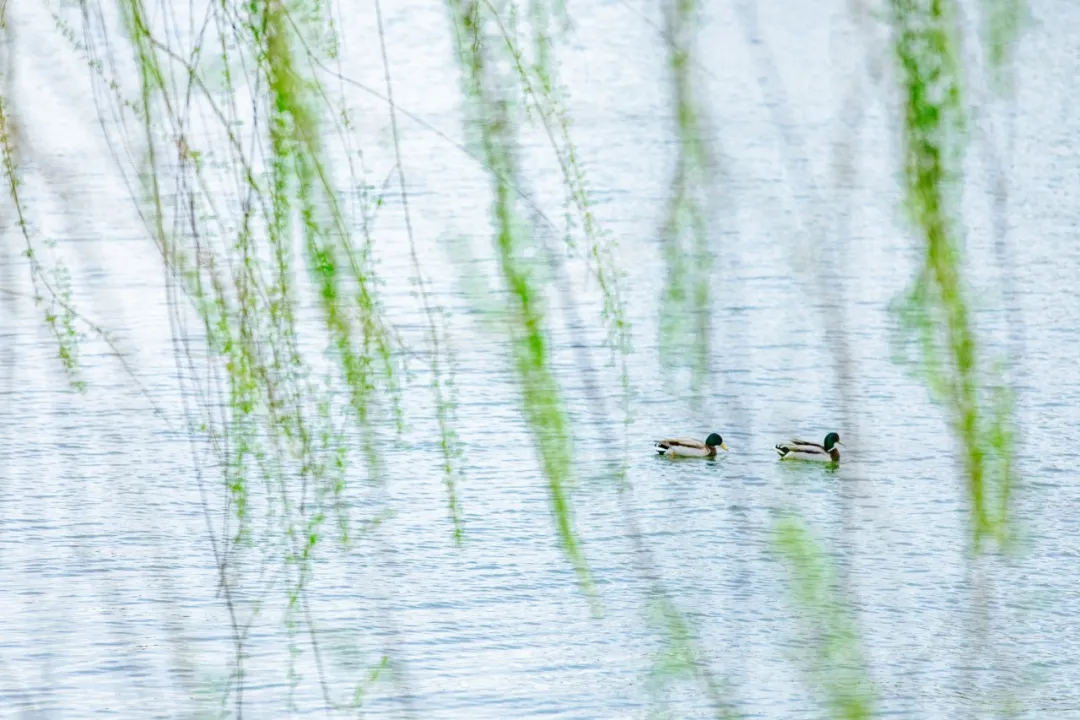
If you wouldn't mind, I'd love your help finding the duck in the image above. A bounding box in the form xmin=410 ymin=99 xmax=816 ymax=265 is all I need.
xmin=775 ymin=432 xmax=843 ymax=462
xmin=654 ymin=433 xmax=728 ymax=458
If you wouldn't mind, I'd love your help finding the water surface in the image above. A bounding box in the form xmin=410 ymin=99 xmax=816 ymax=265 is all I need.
xmin=2 ymin=0 xmax=1079 ymax=717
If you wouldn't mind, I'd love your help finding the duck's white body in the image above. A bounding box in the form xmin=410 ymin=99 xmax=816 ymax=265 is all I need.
xmin=777 ymin=448 xmax=835 ymax=462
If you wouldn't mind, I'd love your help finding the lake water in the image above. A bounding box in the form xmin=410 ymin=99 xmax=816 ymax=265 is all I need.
xmin=2 ymin=0 xmax=1080 ymax=717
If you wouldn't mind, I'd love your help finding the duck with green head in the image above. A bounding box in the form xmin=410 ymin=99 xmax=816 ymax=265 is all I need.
xmin=654 ymin=433 xmax=728 ymax=458
xmin=775 ymin=432 xmax=843 ymax=462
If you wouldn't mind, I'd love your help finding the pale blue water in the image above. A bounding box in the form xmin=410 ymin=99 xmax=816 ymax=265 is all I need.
xmin=2 ymin=0 xmax=1080 ymax=718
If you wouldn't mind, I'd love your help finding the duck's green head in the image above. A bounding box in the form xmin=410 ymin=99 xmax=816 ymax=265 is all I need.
xmin=824 ymin=432 xmax=842 ymax=451
xmin=705 ymin=433 xmax=728 ymax=452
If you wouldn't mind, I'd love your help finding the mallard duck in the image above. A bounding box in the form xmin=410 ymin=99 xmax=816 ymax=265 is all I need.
xmin=775 ymin=432 xmax=842 ymax=462
xmin=654 ymin=433 xmax=728 ymax=458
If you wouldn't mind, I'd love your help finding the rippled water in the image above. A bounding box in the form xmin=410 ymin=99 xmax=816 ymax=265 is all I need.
xmin=3 ymin=0 xmax=1080 ymax=717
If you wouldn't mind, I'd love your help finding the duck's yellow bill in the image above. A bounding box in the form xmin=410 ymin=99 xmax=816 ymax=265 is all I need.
xmin=720 ymin=442 xmax=729 ymax=452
